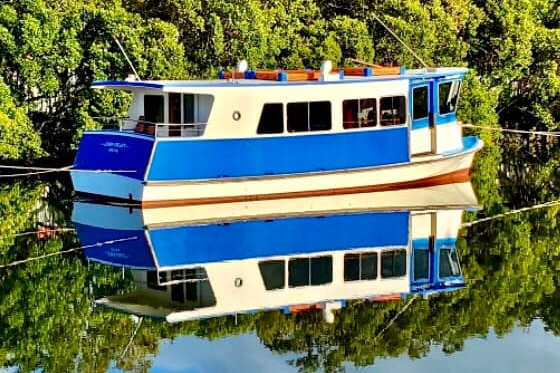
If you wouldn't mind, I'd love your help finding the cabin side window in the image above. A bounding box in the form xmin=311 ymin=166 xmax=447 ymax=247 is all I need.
xmin=168 ymin=93 xmax=182 ymax=136
xmin=288 ymin=256 xmax=333 ymax=287
xmin=413 ymin=248 xmax=430 ymax=281
xmin=344 ymin=252 xmax=378 ymax=281
xmin=147 ymin=270 xmax=167 ymax=291
xmin=438 ymin=81 xmax=461 ymax=115
xmin=287 ymin=101 xmax=332 ymax=132
xmin=183 ymin=94 xmax=195 ymax=123
xmin=144 ymin=95 xmax=164 ymax=124
xmin=167 ymin=268 xmax=214 ymax=304
xmin=412 ymin=86 xmax=429 ymax=120
xmin=439 ymin=247 xmax=461 ymax=278
xmin=342 ymin=98 xmax=377 ymax=129
xmin=380 ymin=96 xmax=406 ymax=126
xmin=259 ymin=260 xmax=285 ymax=290
xmin=381 ymin=249 xmax=407 ymax=278
xmin=257 ymin=103 xmax=284 ymax=134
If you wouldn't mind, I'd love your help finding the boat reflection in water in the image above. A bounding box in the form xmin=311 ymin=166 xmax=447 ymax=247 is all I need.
xmin=72 ymin=182 xmax=478 ymax=323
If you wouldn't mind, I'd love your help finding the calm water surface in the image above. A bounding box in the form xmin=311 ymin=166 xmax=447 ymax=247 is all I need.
xmin=1 ymin=159 xmax=559 ymax=373
xmin=138 ymin=322 xmax=560 ymax=373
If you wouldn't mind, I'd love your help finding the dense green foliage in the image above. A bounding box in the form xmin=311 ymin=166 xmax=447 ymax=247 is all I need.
xmin=0 ymin=0 xmax=557 ymax=162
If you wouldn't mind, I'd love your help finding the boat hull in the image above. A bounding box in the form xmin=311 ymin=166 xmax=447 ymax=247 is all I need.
xmin=72 ymin=136 xmax=482 ymax=207
xmin=72 ymin=181 xmax=479 ymax=228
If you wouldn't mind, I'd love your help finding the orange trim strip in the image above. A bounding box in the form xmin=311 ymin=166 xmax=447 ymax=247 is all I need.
xmin=220 ymin=66 xmax=401 ymax=81
xmin=370 ymin=294 xmax=402 ymax=302
xmin=289 ymin=304 xmax=322 ymax=313
xmin=140 ymin=168 xmax=471 ymax=208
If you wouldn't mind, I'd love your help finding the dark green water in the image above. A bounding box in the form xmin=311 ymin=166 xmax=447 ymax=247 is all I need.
xmin=1 ymin=138 xmax=560 ymax=373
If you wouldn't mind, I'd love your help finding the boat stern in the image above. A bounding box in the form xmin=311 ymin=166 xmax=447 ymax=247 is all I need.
xmin=71 ymin=131 xmax=155 ymax=202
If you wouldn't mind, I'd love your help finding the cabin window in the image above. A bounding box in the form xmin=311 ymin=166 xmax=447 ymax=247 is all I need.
xmin=438 ymin=81 xmax=461 ymax=114
xmin=288 ymin=256 xmax=332 ymax=287
xmin=380 ymin=96 xmax=406 ymax=126
xmin=162 ymin=268 xmax=209 ymax=304
xmin=344 ymin=252 xmax=378 ymax=281
xmin=287 ymin=101 xmax=332 ymax=132
xmin=343 ymin=98 xmax=377 ymax=129
xmin=259 ymin=260 xmax=285 ymax=290
xmin=147 ymin=270 xmax=167 ymax=291
xmin=412 ymin=86 xmax=429 ymax=120
xmin=183 ymin=94 xmax=195 ymax=123
xmin=168 ymin=93 xmax=182 ymax=136
xmin=413 ymin=249 xmax=429 ymax=281
xmin=144 ymin=95 xmax=164 ymax=123
xmin=185 ymin=269 xmax=198 ymax=301
xmin=381 ymin=249 xmax=407 ymax=278
xmin=439 ymin=247 xmax=461 ymax=278
xmin=310 ymin=102 xmax=332 ymax=131
xmin=169 ymin=93 xmax=181 ymax=123
xmin=257 ymin=103 xmax=284 ymax=134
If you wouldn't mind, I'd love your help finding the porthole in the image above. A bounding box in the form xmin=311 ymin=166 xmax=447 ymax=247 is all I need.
xmin=232 ymin=111 xmax=241 ymax=121
xmin=234 ymin=277 xmax=243 ymax=287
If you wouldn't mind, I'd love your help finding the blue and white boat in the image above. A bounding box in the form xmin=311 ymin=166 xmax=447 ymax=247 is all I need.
xmin=71 ymin=60 xmax=483 ymax=207
xmin=72 ymin=183 xmax=477 ymax=323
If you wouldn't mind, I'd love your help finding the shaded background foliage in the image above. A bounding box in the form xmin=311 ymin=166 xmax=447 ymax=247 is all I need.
xmin=0 ymin=0 xmax=560 ymax=372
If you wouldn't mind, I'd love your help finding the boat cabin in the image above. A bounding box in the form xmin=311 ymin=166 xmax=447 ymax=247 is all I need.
xmin=96 ymin=238 xmax=464 ymax=323
xmin=88 ymin=207 xmax=467 ymax=323
xmin=93 ymin=62 xmax=467 ymax=155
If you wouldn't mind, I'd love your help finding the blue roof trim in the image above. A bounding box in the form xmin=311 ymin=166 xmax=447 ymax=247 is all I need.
xmin=92 ymin=81 xmax=165 ymax=90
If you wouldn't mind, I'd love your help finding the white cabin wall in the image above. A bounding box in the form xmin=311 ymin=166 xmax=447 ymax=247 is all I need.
xmin=126 ymin=93 xmax=144 ymax=129
xmin=410 ymin=128 xmax=432 ymax=155
xmin=411 ymin=212 xmax=433 ymax=240
xmin=435 ymin=210 xmax=464 ymax=238
xmin=198 ymin=79 xmax=409 ymax=139
xmin=204 ymin=89 xmax=261 ymax=137
xmin=436 ymin=122 xmax=463 ymax=153
xmin=173 ymin=249 xmax=410 ymax=319
xmin=411 ymin=210 xmax=464 ymax=240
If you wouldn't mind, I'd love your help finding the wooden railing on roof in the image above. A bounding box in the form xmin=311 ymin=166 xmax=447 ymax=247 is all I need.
xmin=218 ymin=64 xmax=405 ymax=82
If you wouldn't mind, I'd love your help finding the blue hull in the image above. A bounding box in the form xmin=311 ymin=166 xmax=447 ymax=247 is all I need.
xmin=75 ymin=223 xmax=155 ymax=269
xmin=73 ymin=127 xmax=409 ymax=183
xmin=148 ymin=127 xmax=409 ymax=180
xmin=77 ymin=211 xmax=410 ymax=268
xmin=73 ymin=132 xmax=154 ymax=180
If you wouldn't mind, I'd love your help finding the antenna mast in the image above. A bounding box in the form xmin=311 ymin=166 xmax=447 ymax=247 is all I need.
xmin=113 ymin=36 xmax=141 ymax=81
xmin=370 ymin=12 xmax=429 ymax=69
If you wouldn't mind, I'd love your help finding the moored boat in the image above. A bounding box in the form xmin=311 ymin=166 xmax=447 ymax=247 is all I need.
xmin=73 ymin=184 xmax=477 ymax=323
xmin=71 ymin=61 xmax=483 ymax=207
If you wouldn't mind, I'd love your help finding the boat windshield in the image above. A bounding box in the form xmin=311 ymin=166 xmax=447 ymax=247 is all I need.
xmin=439 ymin=247 xmax=462 ymax=278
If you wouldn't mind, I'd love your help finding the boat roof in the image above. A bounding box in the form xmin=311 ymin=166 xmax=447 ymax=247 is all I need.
xmin=92 ymin=67 xmax=469 ymax=91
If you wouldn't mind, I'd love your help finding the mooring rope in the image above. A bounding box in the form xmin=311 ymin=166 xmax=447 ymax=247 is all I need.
xmin=0 ymin=169 xmax=65 ymax=178
xmin=1 ymin=227 xmax=76 ymax=238
xmin=461 ymin=200 xmax=560 ymax=228
xmin=0 ymin=236 xmax=137 ymax=269
xmin=119 ymin=316 xmax=144 ymax=362
xmin=373 ymin=295 xmax=418 ymax=341
xmin=0 ymin=164 xmax=137 ymax=178
xmin=460 ymin=123 xmax=560 ymax=138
